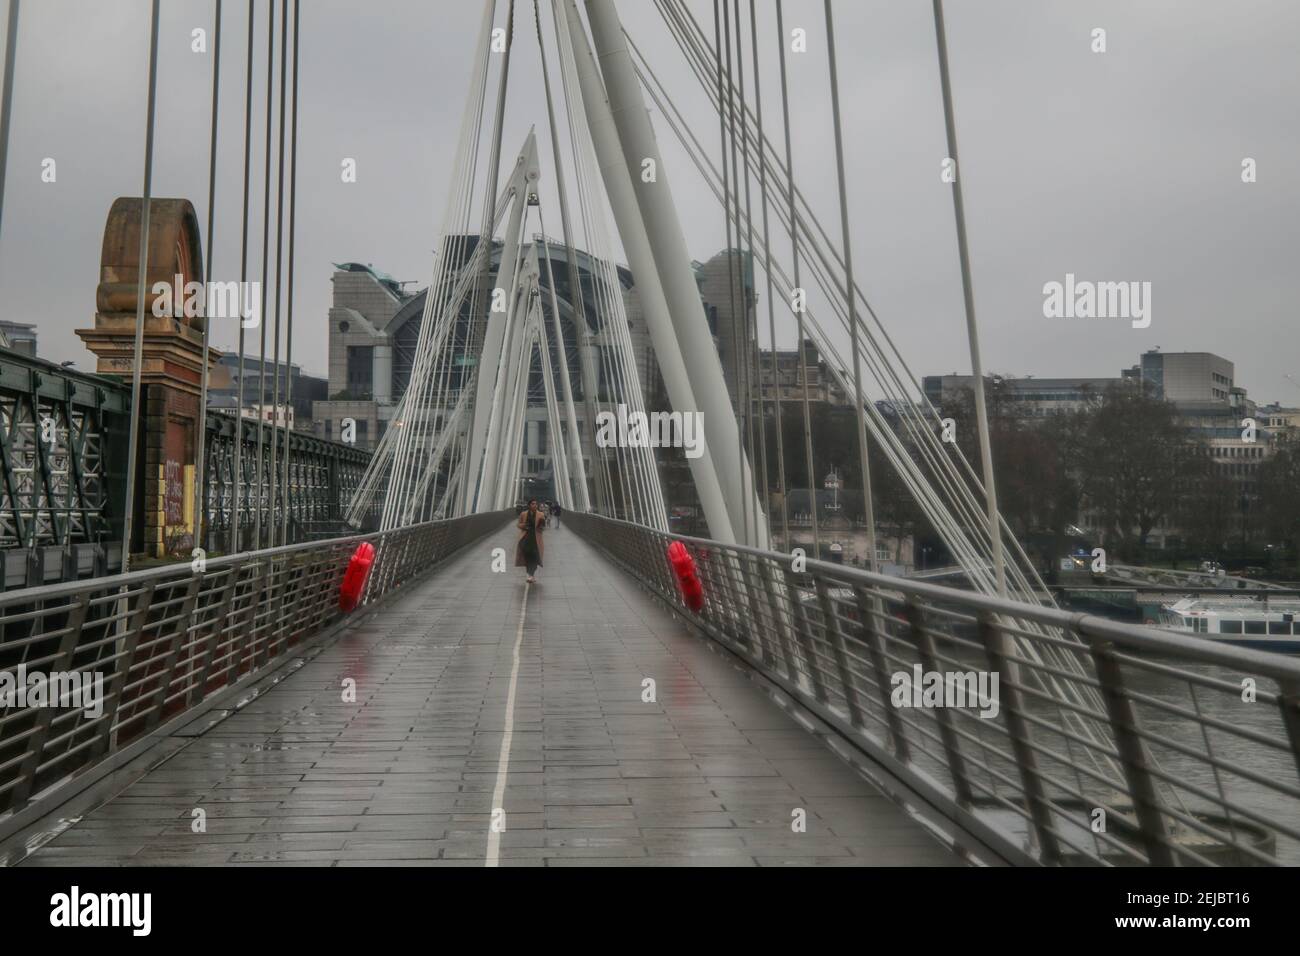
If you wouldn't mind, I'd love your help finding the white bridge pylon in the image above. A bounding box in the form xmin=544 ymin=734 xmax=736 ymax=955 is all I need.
xmin=350 ymin=0 xmax=767 ymax=546
xmin=465 ymin=130 xmax=542 ymax=516
xmin=340 ymin=0 xmax=1161 ymax=801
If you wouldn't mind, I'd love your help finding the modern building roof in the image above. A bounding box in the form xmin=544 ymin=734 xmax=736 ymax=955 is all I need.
xmin=332 ymin=262 xmax=411 ymax=301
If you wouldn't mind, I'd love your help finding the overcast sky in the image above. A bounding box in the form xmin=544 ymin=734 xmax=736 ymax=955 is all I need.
xmin=1 ymin=0 xmax=1297 ymax=406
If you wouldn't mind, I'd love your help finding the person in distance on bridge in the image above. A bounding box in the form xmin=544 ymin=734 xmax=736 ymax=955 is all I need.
xmin=551 ymin=499 xmax=561 ymax=529
xmin=516 ymin=498 xmax=546 ymax=584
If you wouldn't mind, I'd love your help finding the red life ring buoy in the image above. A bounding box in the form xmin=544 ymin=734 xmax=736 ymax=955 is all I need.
xmin=666 ymin=541 xmax=705 ymax=613
xmin=339 ymin=542 xmax=376 ymax=613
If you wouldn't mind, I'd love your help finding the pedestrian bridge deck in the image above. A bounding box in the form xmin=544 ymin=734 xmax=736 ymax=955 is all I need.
xmin=15 ymin=522 xmax=956 ymax=867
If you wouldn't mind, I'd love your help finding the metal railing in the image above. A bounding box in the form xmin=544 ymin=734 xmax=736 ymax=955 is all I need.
xmin=0 ymin=510 xmax=510 ymax=826
xmin=569 ymin=512 xmax=1300 ymax=866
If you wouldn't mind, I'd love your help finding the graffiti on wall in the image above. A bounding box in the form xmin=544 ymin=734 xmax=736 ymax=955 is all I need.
xmin=158 ymin=419 xmax=194 ymax=557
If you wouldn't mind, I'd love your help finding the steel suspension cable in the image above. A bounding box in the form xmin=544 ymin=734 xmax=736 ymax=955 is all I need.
xmin=658 ymin=0 xmax=1025 ymax=554
xmin=640 ymin=53 xmax=1118 ymax=775
xmin=640 ymin=0 xmax=1123 ymax=777
xmin=406 ymin=122 xmax=484 ymax=519
xmin=644 ymin=78 xmax=1117 ymax=772
xmin=654 ymin=0 xmax=1023 ymax=578
xmin=550 ymin=5 xmax=615 ymax=516
xmin=571 ymin=96 xmax=666 ymax=527
xmin=568 ymin=210 xmax=631 ymax=518
xmin=774 ymin=0 xmax=819 ymax=557
xmin=534 ymin=0 xmax=592 ymax=511
xmin=279 ymin=0 xmax=299 ymax=544
xmin=121 ymin=0 xmax=162 ymax=574
xmin=553 ymin=2 xmax=644 ymax=521
xmin=231 ymin=0 xmax=255 ymax=553
xmin=534 ymin=306 xmax=573 ymax=508
xmin=195 ymin=0 xmax=223 ymax=556
xmin=253 ymin=0 xmax=273 ymax=547
xmin=459 ymin=0 xmax=512 ymax=514
xmin=433 ymin=43 xmax=493 ymax=520
xmin=481 ymin=204 xmax=530 ymax=507
xmin=551 ymin=11 xmax=619 ymax=515
xmin=0 ymin=0 xmax=19 ymax=247
xmin=824 ymin=0 xmax=878 ymax=571
xmin=713 ymin=0 xmax=747 ymax=543
xmin=427 ymin=53 xmax=491 ymax=520
xmin=645 ymin=81 xmax=1009 ymax=593
xmin=733 ymin=0 xmax=770 ymax=546
xmin=383 ymin=0 xmax=496 ymax=524
xmin=931 ymin=0 xmax=1007 ymax=596
xmin=750 ymin=0 xmax=787 ymax=550
xmin=634 ymin=43 xmax=1000 ymax=573
xmin=722 ymin=0 xmax=752 ymax=545
xmin=269 ymin=0 xmax=288 ymax=546
xmin=647 ymin=0 xmax=1022 ymax=597
xmin=536 ymin=215 xmax=586 ymax=510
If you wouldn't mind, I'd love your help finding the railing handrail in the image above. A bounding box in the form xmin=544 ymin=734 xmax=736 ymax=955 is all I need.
xmin=630 ymin=515 xmax=1300 ymax=682
xmin=0 ymin=510 xmax=513 ymax=837
xmin=0 ymin=521 xmax=423 ymax=610
xmin=569 ymin=510 xmax=1300 ymax=867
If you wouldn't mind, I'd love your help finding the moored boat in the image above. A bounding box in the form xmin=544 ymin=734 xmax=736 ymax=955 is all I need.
xmin=1158 ymin=596 xmax=1300 ymax=652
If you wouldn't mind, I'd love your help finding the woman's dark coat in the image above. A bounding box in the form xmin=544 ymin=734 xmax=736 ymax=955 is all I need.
xmin=515 ymin=508 xmax=545 ymax=567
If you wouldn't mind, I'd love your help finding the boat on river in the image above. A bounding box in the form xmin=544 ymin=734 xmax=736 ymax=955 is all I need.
xmin=1158 ymin=596 xmax=1300 ymax=652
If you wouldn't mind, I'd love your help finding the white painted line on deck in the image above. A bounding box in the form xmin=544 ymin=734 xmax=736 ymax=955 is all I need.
xmin=485 ymin=581 xmax=528 ymax=867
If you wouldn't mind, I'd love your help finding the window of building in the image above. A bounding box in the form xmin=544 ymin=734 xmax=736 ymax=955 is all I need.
xmin=346 ymin=346 xmax=373 ymax=397
xmin=1220 ymin=620 xmax=1243 ymax=634
xmin=1268 ymin=621 xmax=1292 ymax=635
xmin=1244 ymin=620 xmax=1267 ymax=635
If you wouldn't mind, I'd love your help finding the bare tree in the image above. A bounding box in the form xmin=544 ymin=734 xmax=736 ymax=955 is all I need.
xmin=1073 ymin=385 xmax=1187 ymax=559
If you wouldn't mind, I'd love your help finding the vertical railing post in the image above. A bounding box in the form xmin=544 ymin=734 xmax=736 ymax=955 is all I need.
xmin=92 ymin=581 xmax=155 ymax=761
xmin=1276 ymin=677 xmax=1300 ymax=784
xmin=398 ymin=526 xmax=417 ymax=589
xmin=736 ymin=551 xmax=769 ymax=662
xmin=143 ymin=576 xmax=201 ymax=732
xmin=710 ymin=550 xmax=743 ymax=649
xmin=252 ymin=558 xmax=276 ymax=670
xmin=280 ymin=558 xmax=307 ymax=650
xmin=854 ymin=585 xmax=908 ymax=760
xmin=756 ymin=556 xmax=793 ymax=672
xmin=759 ymin=558 xmax=798 ymax=680
xmin=311 ymin=545 xmax=339 ymax=629
xmin=906 ymin=598 xmax=974 ymax=807
xmin=815 ymin=576 xmax=862 ymax=727
xmin=265 ymin=552 xmax=292 ymax=661
xmin=977 ymin=611 xmax=1060 ymax=864
xmin=782 ymin=566 xmax=825 ymax=703
xmin=235 ymin=558 xmax=265 ymax=679
xmin=189 ymin=560 xmax=243 ymax=707
xmin=380 ymin=530 xmax=401 ymax=597
xmin=362 ymin=534 xmax=384 ymax=605
xmin=372 ymin=531 xmax=397 ymax=600
xmin=10 ymin=591 xmax=91 ymax=810
xmin=364 ymin=535 xmax=382 ymax=600
xmin=655 ymin=533 xmax=676 ymax=607
xmin=1090 ymin=639 xmax=1175 ymax=866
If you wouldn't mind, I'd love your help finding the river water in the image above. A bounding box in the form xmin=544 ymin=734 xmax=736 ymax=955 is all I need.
xmin=854 ymin=601 xmax=1300 ymax=865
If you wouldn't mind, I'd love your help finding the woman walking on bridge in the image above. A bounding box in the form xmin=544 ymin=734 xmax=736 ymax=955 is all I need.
xmin=516 ymin=498 xmax=546 ymax=584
